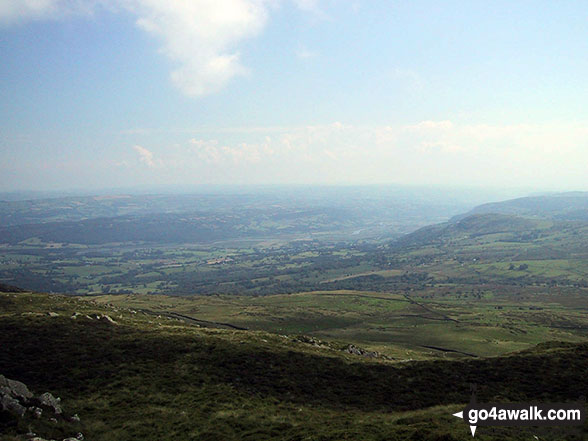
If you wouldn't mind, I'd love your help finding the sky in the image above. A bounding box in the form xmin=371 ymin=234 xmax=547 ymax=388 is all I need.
xmin=0 ymin=0 xmax=587 ymax=192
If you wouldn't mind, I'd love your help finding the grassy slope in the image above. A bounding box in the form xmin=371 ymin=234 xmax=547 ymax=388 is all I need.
xmin=1 ymin=292 xmax=587 ymax=441
xmin=91 ymin=290 xmax=588 ymax=359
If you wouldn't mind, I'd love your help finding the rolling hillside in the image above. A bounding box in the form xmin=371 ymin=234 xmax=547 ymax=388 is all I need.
xmin=1 ymin=291 xmax=587 ymax=441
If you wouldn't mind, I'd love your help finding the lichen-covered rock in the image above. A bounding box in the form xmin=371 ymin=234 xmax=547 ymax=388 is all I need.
xmin=39 ymin=392 xmax=62 ymax=415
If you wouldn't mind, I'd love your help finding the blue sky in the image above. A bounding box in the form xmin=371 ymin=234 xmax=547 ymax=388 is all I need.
xmin=1 ymin=0 xmax=587 ymax=192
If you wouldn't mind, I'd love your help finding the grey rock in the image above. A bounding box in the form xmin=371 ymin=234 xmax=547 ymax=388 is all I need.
xmin=39 ymin=392 xmax=63 ymax=415
xmin=6 ymin=377 xmax=34 ymax=400
xmin=346 ymin=344 xmax=380 ymax=358
xmin=101 ymin=314 xmax=117 ymax=324
xmin=48 ymin=312 xmax=59 ymax=317
xmin=1 ymin=394 xmax=26 ymax=417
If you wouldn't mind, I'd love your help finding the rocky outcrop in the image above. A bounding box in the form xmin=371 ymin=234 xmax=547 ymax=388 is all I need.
xmin=0 ymin=374 xmax=84 ymax=441
xmin=346 ymin=344 xmax=393 ymax=360
xmin=1 ymin=374 xmax=34 ymax=400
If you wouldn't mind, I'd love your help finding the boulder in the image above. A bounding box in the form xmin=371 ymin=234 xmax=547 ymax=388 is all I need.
xmin=39 ymin=392 xmax=62 ymax=415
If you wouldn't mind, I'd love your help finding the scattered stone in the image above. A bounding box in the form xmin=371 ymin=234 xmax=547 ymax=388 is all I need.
xmin=47 ymin=312 xmax=59 ymax=317
xmin=292 ymin=335 xmax=324 ymax=347
xmin=69 ymin=413 xmax=80 ymax=423
xmin=346 ymin=344 xmax=380 ymax=358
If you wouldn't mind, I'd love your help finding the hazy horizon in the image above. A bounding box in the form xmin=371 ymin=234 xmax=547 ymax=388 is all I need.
xmin=0 ymin=183 xmax=574 ymax=206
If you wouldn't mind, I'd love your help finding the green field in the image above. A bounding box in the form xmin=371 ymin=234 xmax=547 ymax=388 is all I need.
xmin=91 ymin=288 xmax=588 ymax=359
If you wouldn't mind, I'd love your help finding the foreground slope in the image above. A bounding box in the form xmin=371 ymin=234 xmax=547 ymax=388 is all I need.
xmin=1 ymin=291 xmax=587 ymax=441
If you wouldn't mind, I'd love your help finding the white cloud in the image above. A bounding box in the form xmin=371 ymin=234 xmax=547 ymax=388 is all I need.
xmin=0 ymin=0 xmax=324 ymax=96
xmin=130 ymin=0 xmax=273 ymax=96
xmin=132 ymin=144 xmax=156 ymax=167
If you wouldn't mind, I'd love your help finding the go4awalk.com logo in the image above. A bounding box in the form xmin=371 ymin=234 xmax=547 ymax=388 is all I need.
xmin=452 ymin=386 xmax=585 ymax=437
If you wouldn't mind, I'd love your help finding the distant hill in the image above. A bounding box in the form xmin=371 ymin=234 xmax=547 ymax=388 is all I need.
xmin=387 ymin=194 xmax=588 ymax=288
xmin=393 ymin=213 xmax=550 ymax=249
xmin=393 ymin=191 xmax=588 ymax=252
xmin=453 ymin=191 xmax=588 ymax=221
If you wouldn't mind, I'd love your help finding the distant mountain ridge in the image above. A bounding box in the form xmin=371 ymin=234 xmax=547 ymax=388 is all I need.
xmin=393 ymin=192 xmax=588 ymax=251
xmin=452 ymin=191 xmax=588 ymax=222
